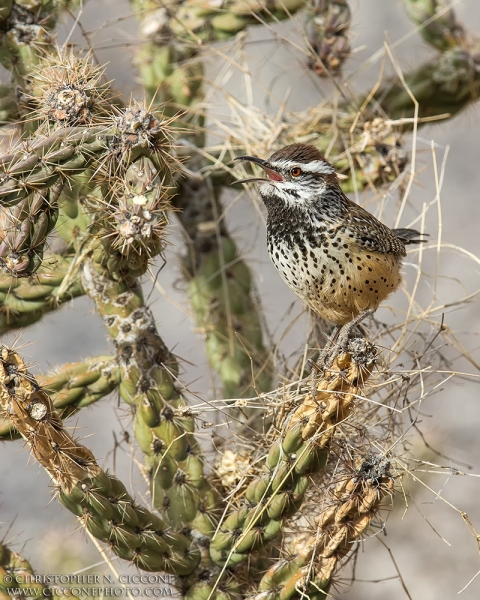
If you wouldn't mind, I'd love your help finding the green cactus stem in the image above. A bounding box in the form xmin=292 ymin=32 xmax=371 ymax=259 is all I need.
xmin=0 ymin=103 xmax=175 ymax=206
xmin=55 ymin=173 xmax=94 ymax=250
xmin=0 ymin=84 xmax=18 ymax=124
xmin=72 ymin=113 xmax=219 ymax=535
xmin=0 ymin=1 xmax=13 ymax=24
xmin=133 ymin=4 xmax=275 ymax=400
xmin=0 ymin=125 xmax=109 ymax=207
xmin=210 ymin=339 xmax=377 ymax=568
xmin=82 ymin=253 xmax=219 ymax=535
xmin=404 ymin=0 xmax=465 ymax=50
xmin=135 ymin=43 xmax=204 ymax=121
xmin=0 ymin=252 xmax=84 ymax=334
xmin=0 ymin=541 xmax=49 ymax=600
xmin=254 ymin=456 xmax=394 ymax=599
xmin=176 ymin=169 xmax=274 ymax=399
xmin=131 ymin=0 xmax=305 ymax=120
xmin=93 ymin=155 xmax=171 ymax=280
xmin=0 ymin=355 xmax=120 ymax=440
xmin=373 ymin=46 xmax=480 ymax=122
xmin=0 ymin=178 xmax=62 ymax=277
xmin=369 ymin=1 xmax=480 ymax=123
xmin=0 ymin=344 xmax=201 ymax=576
xmin=132 ymin=0 xmax=308 ymax=46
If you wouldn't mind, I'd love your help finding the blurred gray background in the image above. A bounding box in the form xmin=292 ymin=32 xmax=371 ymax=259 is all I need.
xmin=1 ymin=1 xmax=480 ymax=598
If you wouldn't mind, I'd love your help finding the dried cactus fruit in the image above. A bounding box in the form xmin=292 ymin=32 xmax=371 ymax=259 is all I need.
xmin=306 ymin=0 xmax=352 ymax=76
xmin=0 ymin=355 xmax=120 ymax=440
xmin=28 ymin=48 xmax=114 ymax=129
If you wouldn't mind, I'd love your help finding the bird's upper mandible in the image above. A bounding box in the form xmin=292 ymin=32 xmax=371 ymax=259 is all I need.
xmin=235 ymin=142 xmax=336 ymax=184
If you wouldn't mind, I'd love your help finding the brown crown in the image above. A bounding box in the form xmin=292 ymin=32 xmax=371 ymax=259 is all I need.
xmin=268 ymin=143 xmax=328 ymax=164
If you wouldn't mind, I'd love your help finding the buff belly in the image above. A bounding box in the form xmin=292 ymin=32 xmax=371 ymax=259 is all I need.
xmin=269 ymin=241 xmax=403 ymax=326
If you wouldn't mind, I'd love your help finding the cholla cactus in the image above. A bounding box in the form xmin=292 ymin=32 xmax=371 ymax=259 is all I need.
xmin=306 ymin=0 xmax=352 ymax=76
xmin=1 ymin=1 xmax=480 ymax=599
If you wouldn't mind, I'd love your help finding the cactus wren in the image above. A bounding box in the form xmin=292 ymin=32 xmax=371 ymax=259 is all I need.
xmin=235 ymin=143 xmax=424 ymax=337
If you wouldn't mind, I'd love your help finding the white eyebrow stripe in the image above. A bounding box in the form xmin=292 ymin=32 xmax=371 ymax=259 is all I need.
xmin=301 ymin=161 xmax=336 ymax=173
xmin=269 ymin=159 xmax=335 ymax=174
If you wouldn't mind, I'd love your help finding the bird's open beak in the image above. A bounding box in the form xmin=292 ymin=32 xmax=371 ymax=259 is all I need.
xmin=232 ymin=155 xmax=283 ymax=185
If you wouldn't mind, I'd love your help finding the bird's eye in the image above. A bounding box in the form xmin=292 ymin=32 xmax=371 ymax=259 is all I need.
xmin=291 ymin=167 xmax=302 ymax=177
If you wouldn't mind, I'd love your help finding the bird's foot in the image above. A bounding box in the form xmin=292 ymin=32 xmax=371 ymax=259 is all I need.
xmin=314 ymin=310 xmax=374 ymax=374
xmin=308 ymin=358 xmax=321 ymax=403
xmin=309 ymin=311 xmax=374 ymax=399
xmin=337 ymin=309 xmax=374 ymax=351
xmin=309 ymin=345 xmax=342 ymax=401
xmin=308 ymin=327 xmax=339 ymax=400
xmin=314 ymin=327 xmax=339 ymax=369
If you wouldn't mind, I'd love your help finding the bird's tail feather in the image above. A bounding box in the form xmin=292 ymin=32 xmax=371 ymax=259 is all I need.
xmin=392 ymin=228 xmax=428 ymax=245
